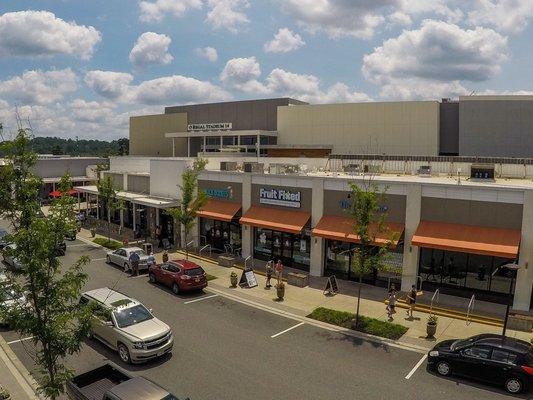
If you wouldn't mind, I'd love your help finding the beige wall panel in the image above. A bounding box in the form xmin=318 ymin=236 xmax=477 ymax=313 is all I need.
xmin=129 ymin=113 xmax=188 ymax=157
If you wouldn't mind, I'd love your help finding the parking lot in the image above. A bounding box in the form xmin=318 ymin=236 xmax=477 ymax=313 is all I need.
xmin=0 ymin=237 xmax=525 ymax=399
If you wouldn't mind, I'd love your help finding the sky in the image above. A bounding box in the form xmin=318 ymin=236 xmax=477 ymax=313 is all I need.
xmin=1 ymin=0 xmax=533 ymax=140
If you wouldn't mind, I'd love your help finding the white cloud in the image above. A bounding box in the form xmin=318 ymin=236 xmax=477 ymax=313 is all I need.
xmin=129 ymin=32 xmax=173 ymax=67
xmin=398 ymin=0 xmax=464 ymax=24
xmin=0 ymin=11 xmax=101 ymax=59
xmin=362 ymin=20 xmax=508 ymax=99
xmin=387 ymin=11 xmax=412 ymax=26
xmin=0 ymin=69 xmax=77 ymax=105
xmin=206 ymin=0 xmax=250 ymax=32
xmin=264 ymin=28 xmax=305 ymax=53
xmin=84 ymin=70 xmax=134 ymax=100
xmin=195 ymin=46 xmax=218 ymax=62
xmin=467 ymin=0 xmax=533 ymax=35
xmin=139 ymin=0 xmax=202 ymax=22
xmin=220 ymin=57 xmax=267 ymax=93
xmin=134 ymin=75 xmax=231 ymax=105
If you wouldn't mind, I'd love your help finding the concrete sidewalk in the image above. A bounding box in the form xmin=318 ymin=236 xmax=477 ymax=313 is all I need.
xmin=0 ymin=335 xmax=40 ymax=399
xmin=78 ymin=229 xmax=532 ymax=350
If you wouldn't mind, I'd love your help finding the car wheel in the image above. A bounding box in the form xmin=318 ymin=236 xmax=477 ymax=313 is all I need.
xmin=505 ymin=377 xmax=523 ymax=394
xmin=123 ymin=263 xmax=129 ymax=273
xmin=149 ymin=273 xmax=157 ymax=283
xmin=117 ymin=343 xmax=131 ymax=364
xmin=436 ymin=361 xmax=451 ymax=376
xmin=172 ymin=282 xmax=180 ymax=295
xmin=106 ymin=255 xmax=111 ymax=264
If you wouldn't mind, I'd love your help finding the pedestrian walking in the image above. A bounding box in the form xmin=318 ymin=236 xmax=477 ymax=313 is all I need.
xmin=265 ymin=261 xmax=273 ymax=289
xmin=129 ymin=251 xmax=140 ymax=276
xmin=147 ymin=252 xmax=155 ymax=269
xmin=406 ymin=284 xmax=417 ymax=319
xmin=155 ymin=225 xmax=163 ymax=248
xmin=387 ymin=287 xmax=397 ymax=320
xmin=275 ymin=259 xmax=283 ymax=284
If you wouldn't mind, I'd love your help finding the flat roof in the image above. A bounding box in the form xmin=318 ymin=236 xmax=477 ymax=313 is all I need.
xmin=74 ymin=185 xmax=178 ymax=208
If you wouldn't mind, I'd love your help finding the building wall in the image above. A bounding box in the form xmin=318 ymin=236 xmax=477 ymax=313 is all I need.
xmin=129 ymin=113 xmax=188 ymax=156
xmin=277 ymin=101 xmax=440 ymax=156
xmin=103 ymin=172 xmax=124 ymax=190
xmin=33 ymin=157 xmax=105 ymax=178
xmin=439 ymin=101 xmax=459 ymax=155
xmin=198 ymin=180 xmax=242 ymax=203
xmin=421 ymin=197 xmax=523 ymax=229
xmin=165 ymin=98 xmax=306 ymax=131
xmin=127 ymin=175 xmax=150 ymax=194
xmin=459 ymin=96 xmax=533 ymax=157
xmin=323 ymin=190 xmax=406 ymax=223
xmin=149 ymin=159 xmax=191 ymax=198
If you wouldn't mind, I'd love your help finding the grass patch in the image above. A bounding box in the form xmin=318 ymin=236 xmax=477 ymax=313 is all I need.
xmin=307 ymin=307 xmax=408 ymax=340
xmin=206 ymin=274 xmax=217 ymax=281
xmin=93 ymin=238 xmax=122 ymax=250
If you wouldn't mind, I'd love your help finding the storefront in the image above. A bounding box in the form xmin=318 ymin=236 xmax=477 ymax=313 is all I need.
xmin=241 ymin=185 xmax=312 ymax=271
xmin=412 ymin=220 xmax=521 ymax=303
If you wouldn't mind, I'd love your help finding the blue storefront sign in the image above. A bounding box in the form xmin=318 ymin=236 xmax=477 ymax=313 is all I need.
xmin=204 ymin=188 xmax=231 ymax=199
xmin=339 ymin=199 xmax=388 ymax=213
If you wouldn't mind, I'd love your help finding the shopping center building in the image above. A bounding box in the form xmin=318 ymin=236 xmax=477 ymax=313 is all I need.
xmin=76 ymin=95 xmax=533 ymax=315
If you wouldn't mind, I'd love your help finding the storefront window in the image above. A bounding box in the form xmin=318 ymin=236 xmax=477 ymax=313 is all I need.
xmin=254 ymin=228 xmax=272 ymax=259
xmin=325 ymin=240 xmax=351 ymax=276
xmin=253 ymin=228 xmax=310 ymax=271
xmin=292 ymin=234 xmax=310 ymax=268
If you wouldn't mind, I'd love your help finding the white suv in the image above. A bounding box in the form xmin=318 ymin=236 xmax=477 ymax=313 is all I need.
xmin=80 ymin=288 xmax=173 ymax=364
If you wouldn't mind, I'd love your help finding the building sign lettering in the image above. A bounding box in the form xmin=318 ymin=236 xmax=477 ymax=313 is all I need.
xmin=260 ymin=188 xmax=301 ymax=208
xmin=339 ymin=199 xmax=388 ymax=213
xmin=187 ymin=122 xmax=232 ymax=132
xmin=204 ymin=188 xmax=231 ymax=199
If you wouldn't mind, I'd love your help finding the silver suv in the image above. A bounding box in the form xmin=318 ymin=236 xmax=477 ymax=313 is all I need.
xmin=80 ymin=288 xmax=173 ymax=364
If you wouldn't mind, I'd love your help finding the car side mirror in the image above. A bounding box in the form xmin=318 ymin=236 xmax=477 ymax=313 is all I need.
xmin=149 ymin=308 xmax=153 ymax=313
xmin=104 ymin=321 xmax=113 ymax=327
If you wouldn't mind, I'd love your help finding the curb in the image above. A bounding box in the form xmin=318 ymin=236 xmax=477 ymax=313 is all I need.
xmin=0 ymin=334 xmax=42 ymax=399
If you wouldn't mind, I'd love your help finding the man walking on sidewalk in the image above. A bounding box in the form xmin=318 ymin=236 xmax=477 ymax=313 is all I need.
xmin=129 ymin=251 xmax=140 ymax=276
xmin=406 ymin=284 xmax=417 ymax=319
xmin=275 ymin=259 xmax=283 ymax=284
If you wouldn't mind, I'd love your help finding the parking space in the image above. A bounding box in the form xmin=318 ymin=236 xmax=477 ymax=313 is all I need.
xmin=0 ymin=238 xmax=522 ymax=399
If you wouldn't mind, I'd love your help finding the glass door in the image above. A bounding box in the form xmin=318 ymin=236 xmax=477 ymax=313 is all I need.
xmin=281 ymin=233 xmax=293 ymax=266
xmin=271 ymin=231 xmax=283 ymax=262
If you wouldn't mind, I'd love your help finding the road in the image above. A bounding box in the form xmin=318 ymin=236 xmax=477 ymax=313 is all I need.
xmin=0 ymin=237 xmax=525 ymax=400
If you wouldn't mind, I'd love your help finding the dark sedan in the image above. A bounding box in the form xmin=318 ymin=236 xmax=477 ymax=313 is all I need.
xmin=428 ymin=334 xmax=533 ymax=394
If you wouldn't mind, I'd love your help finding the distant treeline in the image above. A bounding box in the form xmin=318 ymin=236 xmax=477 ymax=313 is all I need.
xmin=25 ymin=137 xmax=129 ymax=157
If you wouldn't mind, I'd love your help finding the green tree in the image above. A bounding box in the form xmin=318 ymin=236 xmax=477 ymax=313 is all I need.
xmin=347 ymin=181 xmax=398 ymax=328
xmin=51 ymin=144 xmax=63 ymax=155
xmin=167 ymin=159 xmax=208 ymax=259
xmin=0 ymin=130 xmax=92 ymax=399
xmin=96 ymin=175 xmax=123 ymax=241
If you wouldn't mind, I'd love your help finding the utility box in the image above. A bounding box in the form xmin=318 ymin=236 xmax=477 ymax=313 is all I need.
xmin=470 ymin=163 xmax=495 ymax=180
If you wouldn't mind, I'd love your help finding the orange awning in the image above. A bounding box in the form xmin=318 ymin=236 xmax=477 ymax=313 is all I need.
xmin=411 ymin=220 xmax=521 ymax=259
xmin=312 ymin=215 xmax=404 ymax=247
xmin=196 ymin=199 xmax=241 ymax=222
xmin=240 ymin=205 xmax=310 ymax=234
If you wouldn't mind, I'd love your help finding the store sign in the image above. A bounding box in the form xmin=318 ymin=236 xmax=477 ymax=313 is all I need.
xmin=259 ymin=188 xmax=301 ymax=208
xmin=187 ymin=122 xmax=232 ymax=132
xmin=204 ymin=188 xmax=231 ymax=199
xmin=339 ymin=199 xmax=388 ymax=213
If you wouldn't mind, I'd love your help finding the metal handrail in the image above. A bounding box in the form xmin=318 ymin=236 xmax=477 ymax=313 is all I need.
xmin=199 ymin=244 xmax=211 ymax=257
xmin=244 ymin=255 xmax=252 ymax=269
xmin=466 ymin=294 xmax=475 ymax=325
xmin=430 ymin=289 xmax=440 ymax=315
xmin=186 ymin=240 xmax=194 ymax=250
xmin=416 ymin=275 xmax=423 ymax=291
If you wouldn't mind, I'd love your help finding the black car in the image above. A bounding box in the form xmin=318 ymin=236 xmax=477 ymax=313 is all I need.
xmin=0 ymin=229 xmax=8 ymax=249
xmin=428 ymin=334 xmax=533 ymax=394
xmin=53 ymin=241 xmax=67 ymax=256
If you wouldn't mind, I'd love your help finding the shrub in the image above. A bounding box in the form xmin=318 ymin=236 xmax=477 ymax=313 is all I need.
xmin=0 ymin=386 xmax=10 ymax=400
xmin=93 ymin=238 xmax=122 ymax=250
xmin=307 ymin=307 xmax=408 ymax=340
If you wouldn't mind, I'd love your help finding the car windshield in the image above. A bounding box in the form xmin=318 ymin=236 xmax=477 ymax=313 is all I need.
xmin=451 ymin=337 xmax=477 ymax=350
xmin=113 ymin=304 xmax=153 ymax=328
xmin=184 ymin=267 xmax=204 ymax=276
xmin=161 ymin=395 xmax=179 ymax=400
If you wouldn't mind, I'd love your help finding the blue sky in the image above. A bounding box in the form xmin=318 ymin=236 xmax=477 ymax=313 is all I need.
xmin=0 ymin=0 xmax=532 ymax=139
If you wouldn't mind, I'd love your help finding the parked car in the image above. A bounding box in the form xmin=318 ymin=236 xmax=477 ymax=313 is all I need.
xmin=79 ymin=288 xmax=173 ymax=364
xmin=0 ymin=229 xmax=9 ymax=249
xmin=66 ymin=363 xmax=184 ymax=400
xmin=428 ymin=333 xmax=533 ymax=394
xmin=54 ymin=241 xmax=67 ymax=256
xmin=106 ymin=247 xmax=149 ymax=273
xmin=2 ymin=243 xmax=22 ymax=270
xmin=0 ymin=282 xmax=27 ymax=326
xmin=149 ymin=259 xmax=208 ymax=295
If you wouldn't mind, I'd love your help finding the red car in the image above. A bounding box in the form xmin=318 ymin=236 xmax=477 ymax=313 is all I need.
xmin=148 ymin=259 xmax=208 ymax=294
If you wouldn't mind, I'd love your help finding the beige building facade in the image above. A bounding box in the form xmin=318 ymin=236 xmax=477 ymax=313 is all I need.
xmin=129 ymin=113 xmax=187 ymax=157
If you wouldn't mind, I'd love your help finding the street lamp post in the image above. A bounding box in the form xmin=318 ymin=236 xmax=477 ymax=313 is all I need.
xmin=496 ymin=263 xmax=520 ymax=338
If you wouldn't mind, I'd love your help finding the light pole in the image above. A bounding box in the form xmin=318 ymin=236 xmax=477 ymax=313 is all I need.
xmin=494 ymin=263 xmax=520 ymax=338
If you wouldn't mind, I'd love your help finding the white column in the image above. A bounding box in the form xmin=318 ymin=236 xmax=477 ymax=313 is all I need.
xmin=203 ymin=136 xmax=206 ymax=154
xmin=401 ymin=183 xmax=422 ymax=291
xmin=513 ymin=189 xmax=533 ymax=310
xmin=123 ymin=173 xmax=128 ymax=191
xmin=120 ymin=209 xmax=124 ymax=229
xmin=220 ymin=135 xmax=223 ymax=151
xmin=96 ymin=194 xmax=99 ymax=219
xmin=187 ymin=138 xmax=190 ymax=157
xmin=52 ymin=182 xmax=56 ymax=192
xmin=241 ymin=173 xmax=252 ymax=259
xmin=172 ymin=138 xmax=175 ymax=157
xmin=310 ymin=178 xmax=325 ymax=276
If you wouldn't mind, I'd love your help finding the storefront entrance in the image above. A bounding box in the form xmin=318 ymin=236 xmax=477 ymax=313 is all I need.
xmin=254 ymin=227 xmax=310 ymax=271
xmin=200 ymin=217 xmax=242 ymax=254
xmin=160 ymin=211 xmax=174 ymax=245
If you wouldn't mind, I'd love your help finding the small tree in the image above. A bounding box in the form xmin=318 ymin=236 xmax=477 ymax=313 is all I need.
xmin=96 ymin=175 xmax=123 ymax=241
xmin=347 ymin=181 xmax=398 ymax=328
xmin=0 ymin=130 xmax=92 ymax=399
xmin=167 ymin=159 xmax=208 ymax=259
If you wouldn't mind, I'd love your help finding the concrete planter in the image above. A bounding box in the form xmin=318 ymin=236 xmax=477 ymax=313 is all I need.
xmin=276 ymin=284 xmax=285 ymax=300
xmin=230 ymin=274 xmax=238 ymax=288
xmin=426 ymin=322 xmax=437 ymax=338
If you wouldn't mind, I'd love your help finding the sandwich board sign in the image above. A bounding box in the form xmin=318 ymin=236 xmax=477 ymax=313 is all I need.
xmin=323 ymin=275 xmax=339 ymax=296
xmin=239 ymin=267 xmax=258 ymax=288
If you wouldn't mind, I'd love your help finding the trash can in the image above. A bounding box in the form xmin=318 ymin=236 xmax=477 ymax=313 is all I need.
xmin=142 ymin=242 xmax=153 ymax=254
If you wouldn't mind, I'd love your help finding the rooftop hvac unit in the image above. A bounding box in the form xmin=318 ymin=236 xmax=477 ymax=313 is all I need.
xmin=243 ymin=162 xmax=264 ymax=173
xmin=220 ymin=161 xmax=238 ymax=171
xmin=418 ymin=165 xmax=431 ymax=177
xmin=470 ymin=163 xmax=495 ymax=180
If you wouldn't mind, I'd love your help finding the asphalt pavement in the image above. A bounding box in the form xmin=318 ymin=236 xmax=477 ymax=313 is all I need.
xmin=0 ymin=238 xmax=526 ymax=400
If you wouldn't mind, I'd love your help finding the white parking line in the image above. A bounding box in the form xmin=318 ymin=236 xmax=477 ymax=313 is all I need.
xmin=7 ymin=336 xmax=34 ymax=345
xmin=184 ymin=294 xmax=218 ymax=304
xmin=405 ymin=354 xmax=427 ymax=380
xmin=271 ymin=322 xmax=305 ymax=338
xmin=66 ymin=244 xmax=87 ymax=248
xmin=90 ymin=257 xmax=107 ymax=262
